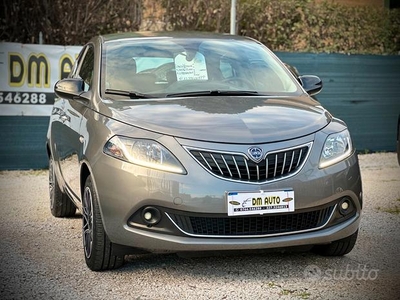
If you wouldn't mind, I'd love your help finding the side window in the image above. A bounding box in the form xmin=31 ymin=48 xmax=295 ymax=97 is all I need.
xmin=78 ymin=46 xmax=95 ymax=91
xmin=70 ymin=47 xmax=86 ymax=78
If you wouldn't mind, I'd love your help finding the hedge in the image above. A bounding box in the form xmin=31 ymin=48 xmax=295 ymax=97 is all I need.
xmin=1 ymin=0 xmax=399 ymax=54
xmin=162 ymin=0 xmax=400 ymax=55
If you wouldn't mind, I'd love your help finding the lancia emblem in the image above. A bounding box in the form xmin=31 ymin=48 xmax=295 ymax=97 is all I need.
xmin=248 ymin=146 xmax=263 ymax=163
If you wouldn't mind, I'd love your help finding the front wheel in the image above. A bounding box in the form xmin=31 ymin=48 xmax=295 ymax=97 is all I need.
xmin=82 ymin=175 xmax=124 ymax=271
xmin=313 ymin=230 xmax=358 ymax=256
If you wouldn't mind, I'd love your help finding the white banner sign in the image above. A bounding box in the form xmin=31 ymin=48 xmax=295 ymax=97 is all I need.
xmin=0 ymin=42 xmax=82 ymax=116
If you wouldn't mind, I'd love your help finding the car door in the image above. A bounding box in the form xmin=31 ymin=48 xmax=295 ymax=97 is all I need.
xmin=53 ymin=45 xmax=94 ymax=200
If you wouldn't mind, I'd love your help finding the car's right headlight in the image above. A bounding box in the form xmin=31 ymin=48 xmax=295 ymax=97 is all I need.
xmin=103 ymin=136 xmax=186 ymax=174
xmin=319 ymin=129 xmax=353 ymax=168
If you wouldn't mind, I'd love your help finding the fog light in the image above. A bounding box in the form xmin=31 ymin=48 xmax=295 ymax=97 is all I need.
xmin=339 ymin=197 xmax=352 ymax=216
xmin=141 ymin=206 xmax=161 ymax=227
xmin=144 ymin=212 xmax=152 ymax=221
xmin=341 ymin=201 xmax=349 ymax=210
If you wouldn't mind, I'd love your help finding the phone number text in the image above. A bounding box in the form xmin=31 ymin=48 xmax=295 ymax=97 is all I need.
xmin=0 ymin=92 xmax=55 ymax=105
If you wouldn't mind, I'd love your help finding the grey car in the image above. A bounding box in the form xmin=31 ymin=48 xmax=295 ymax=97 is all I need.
xmin=46 ymin=32 xmax=362 ymax=271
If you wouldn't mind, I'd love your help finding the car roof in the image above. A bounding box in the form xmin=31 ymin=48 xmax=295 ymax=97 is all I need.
xmin=99 ymin=31 xmax=257 ymax=43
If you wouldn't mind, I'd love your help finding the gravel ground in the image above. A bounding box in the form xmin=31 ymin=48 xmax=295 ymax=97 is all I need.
xmin=0 ymin=153 xmax=399 ymax=299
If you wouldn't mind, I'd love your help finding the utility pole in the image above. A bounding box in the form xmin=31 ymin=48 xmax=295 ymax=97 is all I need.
xmin=230 ymin=0 xmax=236 ymax=35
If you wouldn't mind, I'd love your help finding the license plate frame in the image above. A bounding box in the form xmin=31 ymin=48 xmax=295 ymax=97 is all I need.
xmin=226 ymin=190 xmax=295 ymax=216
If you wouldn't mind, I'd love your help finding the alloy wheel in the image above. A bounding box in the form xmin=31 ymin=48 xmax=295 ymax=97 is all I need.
xmin=49 ymin=158 xmax=55 ymax=210
xmin=82 ymin=186 xmax=94 ymax=259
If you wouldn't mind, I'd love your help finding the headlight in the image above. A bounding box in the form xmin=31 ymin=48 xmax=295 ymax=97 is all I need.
xmin=319 ymin=129 xmax=353 ymax=168
xmin=104 ymin=136 xmax=186 ymax=174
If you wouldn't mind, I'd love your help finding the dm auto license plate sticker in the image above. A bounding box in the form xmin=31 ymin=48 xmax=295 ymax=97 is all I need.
xmin=227 ymin=190 xmax=295 ymax=216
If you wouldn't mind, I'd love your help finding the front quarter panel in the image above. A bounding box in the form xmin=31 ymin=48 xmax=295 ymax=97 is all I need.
xmin=48 ymin=98 xmax=88 ymax=199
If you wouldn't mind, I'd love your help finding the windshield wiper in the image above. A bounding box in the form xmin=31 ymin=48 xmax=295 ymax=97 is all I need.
xmin=166 ymin=90 xmax=260 ymax=98
xmin=105 ymin=89 xmax=152 ymax=99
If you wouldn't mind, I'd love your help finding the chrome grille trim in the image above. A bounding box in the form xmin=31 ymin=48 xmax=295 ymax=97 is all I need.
xmin=232 ymin=156 xmax=241 ymax=179
xmin=244 ymin=159 xmax=250 ymax=180
xmin=184 ymin=142 xmax=313 ymax=184
xmin=199 ymin=152 xmax=211 ymax=170
xmin=221 ymin=155 xmax=232 ymax=177
xmin=288 ymin=152 xmax=295 ymax=173
xmin=210 ymin=153 xmax=223 ymax=175
xmin=296 ymin=149 xmax=303 ymax=168
xmin=281 ymin=152 xmax=287 ymax=175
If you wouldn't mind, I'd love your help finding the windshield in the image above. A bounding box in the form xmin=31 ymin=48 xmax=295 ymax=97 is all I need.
xmin=102 ymin=37 xmax=301 ymax=98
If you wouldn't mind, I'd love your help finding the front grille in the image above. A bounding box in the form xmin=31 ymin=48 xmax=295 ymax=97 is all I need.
xmin=187 ymin=143 xmax=311 ymax=183
xmin=167 ymin=205 xmax=334 ymax=237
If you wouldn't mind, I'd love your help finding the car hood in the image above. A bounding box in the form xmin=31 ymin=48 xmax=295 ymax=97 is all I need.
xmin=102 ymin=96 xmax=331 ymax=143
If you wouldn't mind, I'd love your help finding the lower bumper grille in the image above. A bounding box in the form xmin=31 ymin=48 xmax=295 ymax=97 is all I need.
xmin=167 ymin=205 xmax=334 ymax=237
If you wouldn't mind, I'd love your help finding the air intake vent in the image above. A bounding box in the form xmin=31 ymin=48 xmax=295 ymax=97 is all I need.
xmin=167 ymin=205 xmax=334 ymax=237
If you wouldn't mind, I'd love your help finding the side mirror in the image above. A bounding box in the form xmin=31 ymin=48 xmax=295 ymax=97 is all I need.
xmin=54 ymin=78 xmax=85 ymax=99
xmin=299 ymin=75 xmax=323 ymax=96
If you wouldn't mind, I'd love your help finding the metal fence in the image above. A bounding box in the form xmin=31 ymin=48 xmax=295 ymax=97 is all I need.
xmin=276 ymin=52 xmax=400 ymax=153
xmin=0 ymin=52 xmax=399 ymax=170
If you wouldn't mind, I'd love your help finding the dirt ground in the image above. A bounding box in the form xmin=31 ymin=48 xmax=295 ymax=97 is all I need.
xmin=0 ymin=153 xmax=399 ymax=299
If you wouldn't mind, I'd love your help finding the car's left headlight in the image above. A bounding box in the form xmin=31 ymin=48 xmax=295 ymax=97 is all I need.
xmin=104 ymin=136 xmax=186 ymax=174
xmin=319 ymin=129 xmax=353 ymax=168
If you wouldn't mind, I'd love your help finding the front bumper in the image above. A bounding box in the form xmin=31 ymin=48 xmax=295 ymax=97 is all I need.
xmin=120 ymin=212 xmax=360 ymax=252
xmin=90 ymin=133 xmax=362 ymax=253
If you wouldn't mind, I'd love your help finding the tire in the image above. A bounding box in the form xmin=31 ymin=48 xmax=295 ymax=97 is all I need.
xmin=313 ymin=230 xmax=358 ymax=256
xmin=82 ymin=175 xmax=125 ymax=271
xmin=49 ymin=156 xmax=76 ymax=217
